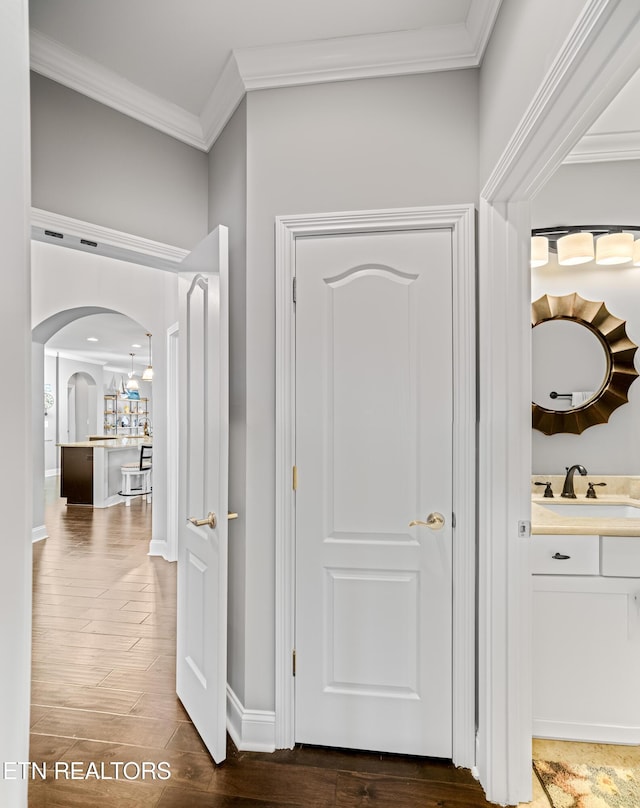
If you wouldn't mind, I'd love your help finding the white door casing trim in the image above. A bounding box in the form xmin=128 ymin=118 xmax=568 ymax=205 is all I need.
xmin=477 ymin=1 xmax=640 ymax=804
xmin=275 ymin=205 xmax=476 ymax=766
xmin=165 ymin=323 xmax=180 ymax=563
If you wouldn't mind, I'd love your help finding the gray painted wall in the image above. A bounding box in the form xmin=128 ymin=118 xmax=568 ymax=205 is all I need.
xmin=531 ymin=161 xmax=640 ymax=474
xmin=207 ymin=98 xmax=248 ymax=704
xmin=240 ymin=71 xmax=479 ymax=710
xmin=30 ymin=73 xmax=209 ymax=249
xmin=479 ymin=0 xmax=587 ymax=188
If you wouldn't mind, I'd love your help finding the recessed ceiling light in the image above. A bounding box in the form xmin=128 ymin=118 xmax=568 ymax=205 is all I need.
xmin=131 ymin=343 xmax=142 ymax=348
xmin=87 ymin=337 xmax=98 ymax=342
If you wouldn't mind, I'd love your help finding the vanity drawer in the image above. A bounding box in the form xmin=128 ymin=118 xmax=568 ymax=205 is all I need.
xmin=601 ymin=536 xmax=640 ymax=577
xmin=531 ymin=534 xmax=600 ymax=575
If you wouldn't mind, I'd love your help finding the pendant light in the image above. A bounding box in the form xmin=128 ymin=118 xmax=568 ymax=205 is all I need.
xmin=126 ymin=353 xmax=139 ymax=391
xmin=142 ymin=333 xmax=154 ymax=381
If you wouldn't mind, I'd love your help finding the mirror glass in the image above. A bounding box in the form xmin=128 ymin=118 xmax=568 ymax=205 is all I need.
xmin=532 ymin=320 xmax=608 ymax=411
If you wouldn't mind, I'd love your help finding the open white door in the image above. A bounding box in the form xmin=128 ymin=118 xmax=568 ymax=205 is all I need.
xmin=176 ymin=226 xmax=229 ymax=763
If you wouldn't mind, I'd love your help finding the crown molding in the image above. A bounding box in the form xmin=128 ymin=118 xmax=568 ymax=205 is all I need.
xmin=31 ymin=208 xmax=189 ymax=271
xmin=200 ymin=54 xmax=247 ymax=150
xmin=235 ymin=24 xmax=476 ymax=91
xmin=564 ymin=130 xmax=640 ymax=163
xmin=480 ymin=0 xmax=640 ymax=201
xmin=30 ymin=30 xmax=207 ymax=150
xmin=466 ymin=0 xmax=504 ymax=58
xmin=30 ymin=0 xmax=503 ymax=152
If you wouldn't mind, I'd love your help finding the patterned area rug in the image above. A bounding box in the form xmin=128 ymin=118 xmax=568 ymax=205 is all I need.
xmin=534 ymin=760 xmax=640 ymax=808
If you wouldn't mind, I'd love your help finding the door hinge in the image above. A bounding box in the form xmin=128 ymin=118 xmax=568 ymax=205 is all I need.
xmin=292 ymin=465 xmax=298 ymax=491
xmin=292 ymin=649 xmax=296 ymax=677
xmin=292 ymin=277 xmax=297 ymax=304
xmin=452 ymin=512 xmax=456 ymax=528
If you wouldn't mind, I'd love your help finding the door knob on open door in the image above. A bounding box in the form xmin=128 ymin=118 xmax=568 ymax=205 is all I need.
xmin=189 ymin=512 xmax=217 ymax=529
xmin=409 ymin=512 xmax=445 ymax=531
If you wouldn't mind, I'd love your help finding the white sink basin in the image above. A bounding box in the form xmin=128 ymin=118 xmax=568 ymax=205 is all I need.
xmin=541 ymin=502 xmax=640 ymax=518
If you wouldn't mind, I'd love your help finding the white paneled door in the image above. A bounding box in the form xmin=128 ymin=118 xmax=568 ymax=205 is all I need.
xmin=176 ymin=226 xmax=229 ymax=764
xmin=294 ymin=229 xmax=453 ymax=756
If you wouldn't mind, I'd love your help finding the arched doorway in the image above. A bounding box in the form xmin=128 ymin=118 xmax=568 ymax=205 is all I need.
xmin=32 ymin=306 xmax=154 ymax=535
xmin=66 ymin=371 xmax=97 ymax=443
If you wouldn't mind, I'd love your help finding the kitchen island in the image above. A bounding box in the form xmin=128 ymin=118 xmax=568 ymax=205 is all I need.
xmin=59 ymin=437 xmax=151 ymax=507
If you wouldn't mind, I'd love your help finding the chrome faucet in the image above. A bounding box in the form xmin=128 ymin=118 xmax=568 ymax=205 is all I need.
xmin=561 ymin=464 xmax=587 ymax=498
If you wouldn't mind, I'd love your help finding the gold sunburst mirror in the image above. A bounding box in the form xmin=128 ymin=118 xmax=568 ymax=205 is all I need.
xmin=532 ymin=293 xmax=639 ymax=435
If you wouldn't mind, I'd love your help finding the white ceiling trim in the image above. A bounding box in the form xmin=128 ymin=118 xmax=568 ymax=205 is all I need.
xmin=30 ymin=30 xmax=205 ymax=149
xmin=30 ymin=0 xmax=503 ymax=153
xmin=235 ymin=24 xmax=477 ymax=91
xmin=31 ymin=208 xmax=189 ymax=271
xmin=564 ymin=130 xmax=640 ymax=163
xmin=200 ymin=55 xmax=247 ymax=150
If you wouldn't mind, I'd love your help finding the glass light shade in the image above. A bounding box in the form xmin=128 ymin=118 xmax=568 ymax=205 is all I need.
xmin=530 ymin=236 xmax=549 ymax=268
xmin=633 ymin=239 xmax=640 ymax=266
xmin=557 ymin=232 xmax=594 ymax=265
xmin=126 ymin=376 xmax=139 ymax=390
xmin=142 ymin=366 xmax=154 ymax=381
xmin=595 ymin=232 xmax=633 ymax=265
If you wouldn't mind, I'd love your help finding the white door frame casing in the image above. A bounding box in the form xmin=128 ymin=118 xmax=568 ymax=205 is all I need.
xmin=478 ymin=1 xmax=640 ymax=804
xmin=163 ymin=322 xmax=179 ymax=562
xmin=274 ymin=205 xmax=476 ymax=766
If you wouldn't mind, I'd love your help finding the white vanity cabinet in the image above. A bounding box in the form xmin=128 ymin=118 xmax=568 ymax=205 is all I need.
xmin=532 ymin=534 xmax=640 ymax=744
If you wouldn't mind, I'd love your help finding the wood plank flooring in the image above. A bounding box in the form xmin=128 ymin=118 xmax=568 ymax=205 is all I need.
xmin=30 ymin=480 xmax=497 ymax=807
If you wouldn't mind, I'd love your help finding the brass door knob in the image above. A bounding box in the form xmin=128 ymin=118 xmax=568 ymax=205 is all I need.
xmin=409 ymin=512 xmax=445 ymax=531
xmin=189 ymin=512 xmax=217 ymax=529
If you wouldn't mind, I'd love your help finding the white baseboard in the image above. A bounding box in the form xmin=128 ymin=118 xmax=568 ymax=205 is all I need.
xmin=148 ymin=539 xmax=172 ymax=560
xmin=45 ymin=468 xmax=60 ymax=477
xmin=32 ymin=525 xmax=48 ymax=543
xmin=534 ymin=719 xmax=640 ymax=745
xmin=226 ymin=685 xmax=276 ymax=752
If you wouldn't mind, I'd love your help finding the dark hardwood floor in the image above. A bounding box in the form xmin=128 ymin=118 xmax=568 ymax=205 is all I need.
xmin=29 ymin=480 xmax=497 ymax=807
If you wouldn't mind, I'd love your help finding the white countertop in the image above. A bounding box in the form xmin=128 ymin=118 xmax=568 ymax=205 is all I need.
xmin=58 ymin=437 xmax=151 ymax=450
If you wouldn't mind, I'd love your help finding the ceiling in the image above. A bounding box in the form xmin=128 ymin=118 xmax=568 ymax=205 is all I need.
xmin=30 ymin=0 xmax=501 ymax=370
xmin=31 ymin=0 xmax=640 ymax=369
xmin=29 ymin=0 xmax=502 ymax=150
xmin=46 ymin=312 xmax=153 ymax=376
xmin=30 ymin=0 xmax=471 ymax=115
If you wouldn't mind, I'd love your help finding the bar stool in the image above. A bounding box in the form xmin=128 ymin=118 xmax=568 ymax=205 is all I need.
xmin=119 ymin=444 xmax=152 ymax=506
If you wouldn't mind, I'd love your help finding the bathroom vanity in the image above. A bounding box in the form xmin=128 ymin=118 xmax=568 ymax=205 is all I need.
xmin=531 ymin=477 xmax=640 ymax=744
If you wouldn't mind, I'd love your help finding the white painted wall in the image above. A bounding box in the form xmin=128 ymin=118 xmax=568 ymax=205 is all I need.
xmin=208 ymin=98 xmax=248 ymax=704
xmin=31 ymin=240 xmax=179 ymax=551
xmin=531 ymin=160 xmax=640 ymax=474
xmin=0 ymin=1 xmax=31 ymax=805
xmin=238 ymin=71 xmax=479 ymax=711
xmin=30 ymin=73 xmax=209 ymax=249
xmin=479 ymin=0 xmax=588 ymax=188
xmin=43 ymin=352 xmax=58 ymax=472
xmin=62 ymin=366 xmax=101 ymax=442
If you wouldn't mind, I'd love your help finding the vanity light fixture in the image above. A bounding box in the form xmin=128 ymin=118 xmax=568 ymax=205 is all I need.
xmin=125 ymin=352 xmax=139 ymax=391
xmin=531 ymin=226 xmax=640 ymax=268
xmin=530 ymin=236 xmax=549 ymax=268
xmin=557 ymin=232 xmax=594 ymax=265
xmin=595 ymin=232 xmax=634 ymax=265
xmin=142 ymin=333 xmax=153 ymax=381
